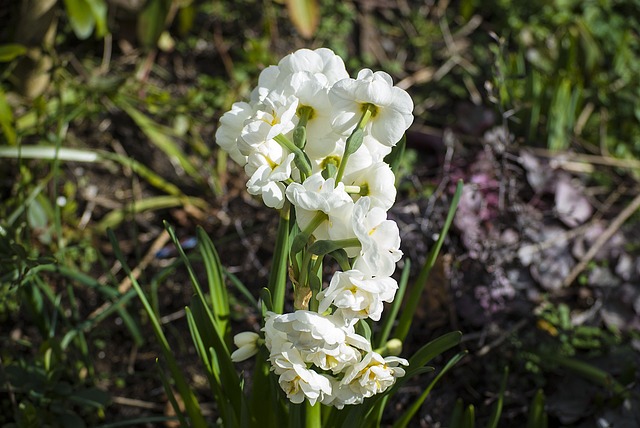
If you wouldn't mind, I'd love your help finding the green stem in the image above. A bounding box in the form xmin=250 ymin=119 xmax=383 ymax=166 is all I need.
xmin=268 ymin=202 xmax=290 ymax=314
xmin=291 ymin=211 xmax=328 ymax=254
xmin=305 ymin=401 xmax=321 ymax=428
xmin=335 ymin=105 xmax=373 ymax=182
xmin=274 ymin=133 xmax=312 ymax=179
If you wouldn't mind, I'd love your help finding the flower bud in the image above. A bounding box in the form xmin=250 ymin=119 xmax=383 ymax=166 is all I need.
xmin=230 ymin=332 xmax=261 ymax=362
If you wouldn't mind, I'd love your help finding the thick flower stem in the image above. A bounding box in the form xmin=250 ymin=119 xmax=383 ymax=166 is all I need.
xmin=268 ymin=202 xmax=290 ymax=314
xmin=305 ymin=401 xmax=322 ymax=428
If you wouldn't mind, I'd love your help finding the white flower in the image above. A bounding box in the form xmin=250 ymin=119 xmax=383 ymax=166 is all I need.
xmin=272 ymin=310 xmax=370 ymax=352
xmin=317 ymin=270 xmax=398 ymax=321
xmin=263 ymin=311 xmax=288 ymax=354
xmin=238 ymin=92 xmax=298 ymax=156
xmin=278 ymin=366 xmax=333 ymax=405
xmin=352 ymin=197 xmax=403 ymax=277
xmin=278 ymin=48 xmax=349 ymax=87
xmin=214 ymin=101 xmax=252 ymax=165
xmin=245 ymin=151 xmax=295 ymax=209
xmin=269 ymin=310 xmax=371 ymax=374
xmin=286 ymin=173 xmax=352 ymax=240
xmin=343 ymin=162 xmax=397 ymax=211
xmin=341 ymin=352 xmax=408 ymax=398
xmin=329 ymin=69 xmax=414 ymax=147
xmin=270 ymin=342 xmax=333 ymax=405
xmin=230 ymin=331 xmax=261 ymax=362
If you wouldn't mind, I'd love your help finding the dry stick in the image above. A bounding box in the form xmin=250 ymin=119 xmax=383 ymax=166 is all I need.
xmin=86 ymin=230 xmax=170 ymax=322
xmin=563 ymin=191 xmax=640 ymax=287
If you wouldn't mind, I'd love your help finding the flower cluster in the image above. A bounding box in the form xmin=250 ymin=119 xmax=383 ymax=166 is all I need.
xmin=218 ymin=48 xmax=412 ymax=408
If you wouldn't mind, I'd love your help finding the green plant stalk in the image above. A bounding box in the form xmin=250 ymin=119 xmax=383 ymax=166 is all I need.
xmin=107 ymin=230 xmax=207 ymax=428
xmin=394 ymin=180 xmax=463 ymax=342
xmin=273 ymin=133 xmax=312 ymax=179
xmin=335 ymin=105 xmax=371 ymax=183
xmin=268 ymin=202 xmax=291 ymax=314
xmin=306 ymin=401 xmax=321 ymax=428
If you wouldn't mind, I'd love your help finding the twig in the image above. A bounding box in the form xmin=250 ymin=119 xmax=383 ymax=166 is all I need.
xmin=563 ymin=191 xmax=640 ymax=287
xmin=87 ymin=230 xmax=170 ymax=322
xmin=526 ymin=147 xmax=640 ymax=171
xmin=476 ymin=318 xmax=528 ymax=357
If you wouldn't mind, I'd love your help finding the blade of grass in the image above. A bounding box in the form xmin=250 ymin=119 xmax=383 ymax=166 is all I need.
xmin=376 ymin=259 xmax=410 ymax=348
xmin=98 ymin=196 xmax=207 ymax=232
xmin=486 ymin=367 xmax=509 ymax=428
xmin=107 ymin=229 xmax=207 ymax=428
xmin=527 ymin=389 xmax=548 ymax=428
xmin=196 ymin=226 xmax=231 ymax=343
xmin=118 ymin=100 xmax=202 ymax=182
xmin=394 ymin=180 xmax=463 ymax=342
xmin=223 ymin=268 xmax=259 ymax=310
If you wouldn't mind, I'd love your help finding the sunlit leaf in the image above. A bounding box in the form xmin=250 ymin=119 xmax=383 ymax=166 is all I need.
xmin=63 ymin=0 xmax=96 ymax=39
xmin=285 ymin=0 xmax=319 ymax=39
xmin=137 ymin=0 xmax=172 ymax=49
xmin=0 ymin=44 xmax=27 ymax=62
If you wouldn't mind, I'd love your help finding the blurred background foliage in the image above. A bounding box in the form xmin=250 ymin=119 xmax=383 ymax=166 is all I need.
xmin=1 ymin=0 xmax=639 ymax=426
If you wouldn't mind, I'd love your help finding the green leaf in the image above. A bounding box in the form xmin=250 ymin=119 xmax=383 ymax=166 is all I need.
xmin=394 ymin=180 xmax=463 ymax=342
xmin=86 ymin=0 xmax=108 ymax=38
xmin=393 ymin=351 xmax=467 ymax=428
xmin=449 ymin=399 xmax=464 ymax=428
xmin=107 ymin=229 xmax=208 ymax=428
xmin=137 ymin=0 xmax=172 ymax=49
xmin=407 ymin=331 xmax=462 ymax=377
xmin=486 ymin=367 xmax=509 ymax=428
xmin=118 ymin=100 xmax=201 ymax=181
xmin=527 ymin=389 xmax=548 ymax=428
xmin=197 ymin=226 xmax=231 ymax=343
xmin=462 ymin=405 xmax=475 ymax=428
xmin=285 ymin=0 xmax=319 ymax=39
xmin=0 ymin=44 xmax=27 ymax=62
xmin=376 ymin=259 xmax=410 ymax=348
xmin=68 ymin=387 xmax=110 ymax=408
xmin=63 ymin=0 xmax=96 ymax=39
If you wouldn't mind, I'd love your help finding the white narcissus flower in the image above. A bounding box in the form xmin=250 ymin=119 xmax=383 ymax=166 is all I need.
xmin=278 ymin=47 xmax=349 ymax=87
xmin=341 ymin=352 xmax=408 ymax=398
xmin=230 ymin=331 xmax=261 ymax=362
xmin=238 ymin=92 xmax=298 ymax=156
xmin=344 ymin=161 xmax=397 ymax=211
xmin=214 ymin=101 xmax=252 ymax=166
xmin=286 ymin=173 xmax=352 ymax=240
xmin=329 ymin=69 xmax=414 ymax=147
xmin=352 ymin=197 xmax=403 ymax=277
xmin=317 ymin=270 xmax=398 ymax=321
xmin=263 ymin=311 xmax=288 ymax=354
xmin=269 ymin=342 xmax=333 ymax=405
xmin=272 ymin=310 xmax=371 ymax=353
xmin=245 ymin=151 xmax=295 ymax=209
xmin=268 ymin=310 xmax=371 ymax=374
